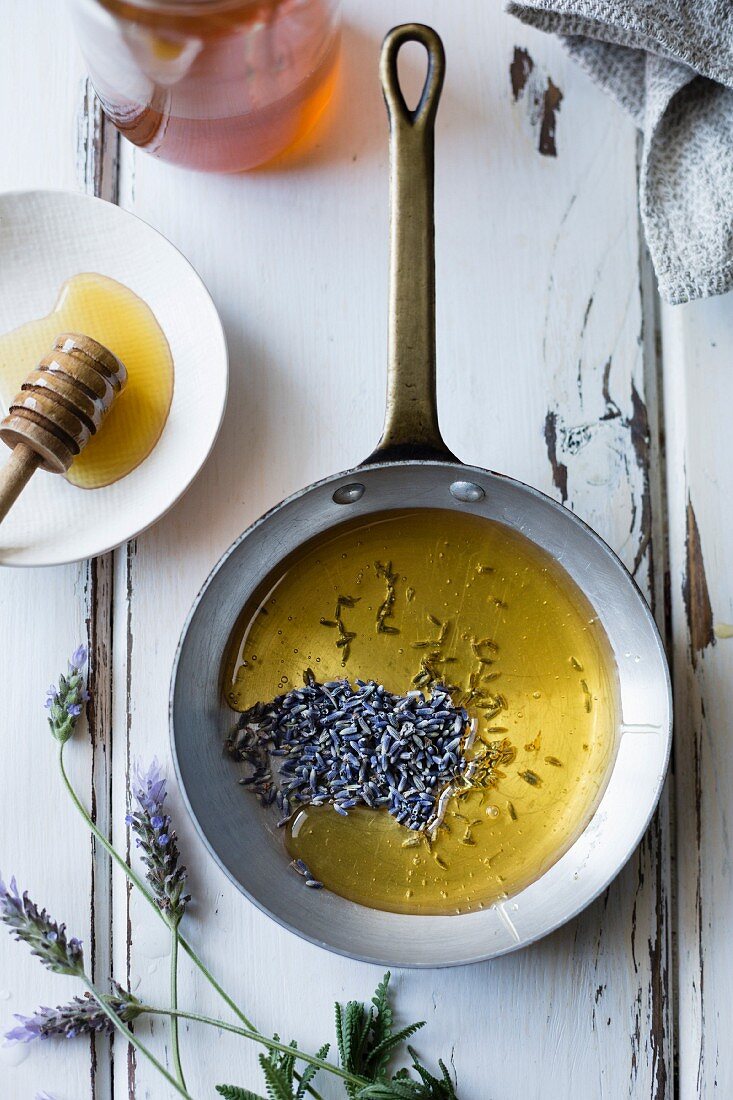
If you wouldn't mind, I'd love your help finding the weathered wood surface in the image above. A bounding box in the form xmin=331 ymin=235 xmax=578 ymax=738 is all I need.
xmin=3 ymin=0 xmax=712 ymax=1096
xmin=0 ymin=7 xmax=116 ymax=1099
xmin=662 ymin=294 xmax=733 ymax=1099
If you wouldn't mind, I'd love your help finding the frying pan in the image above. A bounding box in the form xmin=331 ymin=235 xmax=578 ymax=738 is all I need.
xmin=170 ymin=23 xmax=671 ymax=967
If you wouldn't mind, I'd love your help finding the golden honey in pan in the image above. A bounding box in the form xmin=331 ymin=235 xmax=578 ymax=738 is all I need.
xmin=0 ymin=272 xmax=173 ymax=489
xmin=224 ymin=509 xmax=619 ymax=916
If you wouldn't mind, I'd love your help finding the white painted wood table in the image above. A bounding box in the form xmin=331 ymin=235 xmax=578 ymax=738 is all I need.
xmin=1 ymin=1 xmax=730 ymax=1096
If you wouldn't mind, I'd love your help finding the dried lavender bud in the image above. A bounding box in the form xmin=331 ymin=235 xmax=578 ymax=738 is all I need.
xmin=127 ymin=760 xmax=190 ymax=924
xmin=229 ymin=678 xmax=472 ymax=833
xmin=45 ymin=644 xmax=89 ymax=744
xmin=0 ymin=877 xmax=83 ymax=976
xmin=6 ymin=983 xmax=141 ymax=1043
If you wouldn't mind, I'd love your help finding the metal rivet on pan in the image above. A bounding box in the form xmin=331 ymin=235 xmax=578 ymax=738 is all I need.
xmin=332 ymin=482 xmax=366 ymax=504
xmin=450 ymin=480 xmax=485 ymax=503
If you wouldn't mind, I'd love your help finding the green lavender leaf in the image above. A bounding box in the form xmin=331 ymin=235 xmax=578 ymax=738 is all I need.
xmin=259 ymin=1053 xmax=296 ymax=1100
xmin=216 ymin=1086 xmax=267 ymax=1100
xmin=365 ymin=1022 xmax=425 ymax=1077
xmin=335 ymin=973 xmax=435 ymax=1097
xmin=356 ymin=1081 xmax=423 ymax=1099
xmin=295 ymin=1043 xmax=329 ymax=1099
xmin=349 ymin=999 xmax=375 ymax=1072
xmin=257 ymin=1036 xmax=300 ymax=1100
xmin=337 ymin=999 xmax=372 ymax=1098
xmin=436 ymin=1058 xmax=456 ymax=1094
xmin=335 ymin=1002 xmax=349 ymax=1075
xmin=405 ymin=1047 xmax=458 ymax=1099
xmin=371 ymin=973 xmax=393 ymax=1043
xmin=356 ymin=1075 xmax=456 ymax=1100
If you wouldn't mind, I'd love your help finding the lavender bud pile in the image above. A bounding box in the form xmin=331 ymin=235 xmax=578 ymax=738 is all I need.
xmin=227 ymin=674 xmax=474 ymax=833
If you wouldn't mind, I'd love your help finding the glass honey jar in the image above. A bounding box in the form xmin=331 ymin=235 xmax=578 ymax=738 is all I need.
xmin=70 ymin=0 xmax=341 ymax=172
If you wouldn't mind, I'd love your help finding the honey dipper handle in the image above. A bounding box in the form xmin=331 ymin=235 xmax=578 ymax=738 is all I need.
xmin=0 ymin=443 xmax=42 ymax=524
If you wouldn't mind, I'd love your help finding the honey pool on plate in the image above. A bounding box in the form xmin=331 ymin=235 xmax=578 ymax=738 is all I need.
xmin=224 ymin=509 xmax=619 ymax=916
xmin=0 ymin=272 xmax=173 ymax=489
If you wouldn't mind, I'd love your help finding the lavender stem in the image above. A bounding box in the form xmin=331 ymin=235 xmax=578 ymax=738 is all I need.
xmin=170 ymin=923 xmax=186 ymax=1090
xmin=58 ymin=743 xmax=256 ymax=1025
xmin=79 ymin=975 xmax=193 ymax=1100
xmin=58 ymin=745 xmax=325 ymax=1100
xmin=138 ymin=1006 xmax=366 ymax=1090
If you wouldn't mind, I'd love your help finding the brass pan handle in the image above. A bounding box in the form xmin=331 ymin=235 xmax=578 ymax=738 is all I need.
xmin=366 ymin=23 xmax=458 ymax=465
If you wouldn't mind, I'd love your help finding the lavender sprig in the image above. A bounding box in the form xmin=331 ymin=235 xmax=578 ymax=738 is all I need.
xmin=127 ymin=760 xmax=190 ymax=925
xmin=0 ymin=877 xmax=83 ymax=976
xmin=45 ymin=644 xmax=89 ymax=744
xmin=7 ymin=983 xmax=141 ymax=1042
xmin=0 ymin=873 xmax=192 ymax=1099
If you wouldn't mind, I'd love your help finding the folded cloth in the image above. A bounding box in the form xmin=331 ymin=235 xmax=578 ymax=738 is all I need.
xmin=506 ymin=0 xmax=733 ymax=304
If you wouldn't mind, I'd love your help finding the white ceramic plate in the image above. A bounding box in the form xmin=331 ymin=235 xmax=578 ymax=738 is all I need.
xmin=0 ymin=190 xmax=227 ymax=566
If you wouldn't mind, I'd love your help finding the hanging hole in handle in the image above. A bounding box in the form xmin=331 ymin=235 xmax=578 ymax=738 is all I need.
xmin=398 ymin=41 xmax=431 ymax=113
xmin=381 ymin=24 xmax=445 ymax=129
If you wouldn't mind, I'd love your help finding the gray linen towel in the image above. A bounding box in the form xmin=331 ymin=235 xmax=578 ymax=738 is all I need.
xmin=506 ymin=0 xmax=733 ymax=304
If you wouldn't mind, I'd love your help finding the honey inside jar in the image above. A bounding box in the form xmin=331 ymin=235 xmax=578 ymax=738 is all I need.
xmin=224 ymin=510 xmax=619 ymax=915
xmin=71 ymin=0 xmax=341 ymax=172
xmin=0 ymin=272 xmax=173 ymax=489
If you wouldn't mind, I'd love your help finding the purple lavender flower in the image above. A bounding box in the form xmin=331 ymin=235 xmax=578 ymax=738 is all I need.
xmin=46 ymin=645 xmax=88 ymax=743
xmin=128 ymin=760 xmax=190 ymax=924
xmin=69 ymin=644 xmax=87 ymax=672
xmin=0 ymin=877 xmax=83 ymax=976
xmin=6 ymin=983 xmax=141 ymax=1043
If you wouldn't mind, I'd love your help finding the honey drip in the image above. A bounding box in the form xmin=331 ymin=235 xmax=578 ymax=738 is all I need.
xmin=224 ymin=510 xmax=619 ymax=916
xmin=0 ymin=273 xmax=173 ymax=489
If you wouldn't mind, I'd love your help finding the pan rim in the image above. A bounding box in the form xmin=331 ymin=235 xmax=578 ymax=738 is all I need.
xmin=169 ymin=458 xmax=672 ymax=967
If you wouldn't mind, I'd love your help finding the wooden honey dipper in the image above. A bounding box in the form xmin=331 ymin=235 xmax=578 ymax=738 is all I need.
xmin=0 ymin=333 xmax=127 ymax=523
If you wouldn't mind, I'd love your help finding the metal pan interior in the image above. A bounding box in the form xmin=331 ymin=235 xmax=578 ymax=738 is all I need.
xmin=170 ymin=460 xmax=671 ymax=967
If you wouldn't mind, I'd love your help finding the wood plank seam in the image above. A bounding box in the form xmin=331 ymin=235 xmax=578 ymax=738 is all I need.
xmin=77 ymin=75 xmax=120 ymax=1100
xmin=637 ymin=211 xmax=676 ymax=1100
xmin=124 ymin=537 xmax=138 ymax=1100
